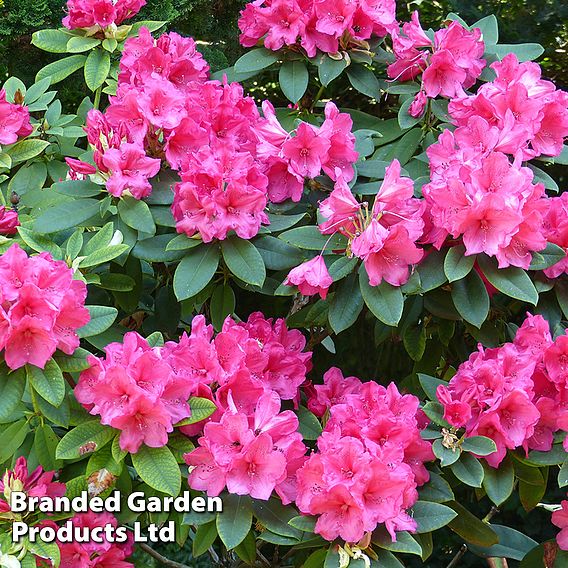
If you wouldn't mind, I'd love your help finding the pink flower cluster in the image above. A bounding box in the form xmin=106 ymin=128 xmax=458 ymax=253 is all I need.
xmin=298 ymin=368 xmax=433 ymax=543
xmin=0 ymin=244 xmax=89 ymax=370
xmin=238 ymin=0 xmax=396 ymax=57
xmin=63 ymin=0 xmax=145 ymax=30
xmin=0 ymin=89 xmax=33 ymax=145
xmin=421 ymin=128 xmax=549 ymax=268
xmin=186 ymin=391 xmax=306 ymax=503
xmin=437 ymin=314 xmax=568 ymax=467
xmin=0 ymin=457 xmax=65 ymax=514
xmin=75 ymin=331 xmax=195 ymax=453
xmin=449 ymin=54 xmax=568 ymax=159
xmin=542 ymin=192 xmax=568 ymax=278
xmin=388 ymin=13 xmax=485 ymax=114
xmin=180 ymin=313 xmax=312 ymax=502
xmin=258 ymin=101 xmax=358 ymax=204
xmin=553 ymin=497 xmax=568 ymax=551
xmin=318 ymin=159 xmax=425 ymax=286
xmin=76 ymin=313 xmax=312 ymax=454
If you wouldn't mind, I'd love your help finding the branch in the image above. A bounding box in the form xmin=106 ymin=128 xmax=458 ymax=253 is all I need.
xmin=446 ymin=544 xmax=467 ymax=568
xmin=138 ymin=543 xmax=192 ymax=568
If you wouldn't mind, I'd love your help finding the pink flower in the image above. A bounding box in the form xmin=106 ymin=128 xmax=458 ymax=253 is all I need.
xmin=409 ymin=91 xmax=427 ymax=118
xmin=0 ymin=206 xmax=19 ymax=235
xmin=0 ymin=89 xmax=33 ymax=144
xmin=282 ymin=122 xmax=331 ymax=179
xmin=352 ymin=221 xmax=423 ymax=286
xmin=63 ymin=0 xmax=145 ymax=29
xmin=102 ymin=143 xmax=161 ymax=199
xmin=284 ymin=256 xmax=333 ymax=299
xmin=553 ymin=500 xmax=568 ymax=551
xmin=318 ymin=175 xmax=361 ymax=236
xmin=226 ymin=433 xmax=287 ymax=500
xmin=0 ymin=457 xmax=65 ymax=514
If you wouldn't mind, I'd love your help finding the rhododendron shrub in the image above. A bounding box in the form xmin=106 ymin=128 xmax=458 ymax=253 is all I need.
xmin=1 ymin=2 xmax=568 ymax=567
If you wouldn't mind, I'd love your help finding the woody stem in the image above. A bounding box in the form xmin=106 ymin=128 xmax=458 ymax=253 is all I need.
xmin=138 ymin=543 xmax=192 ymax=568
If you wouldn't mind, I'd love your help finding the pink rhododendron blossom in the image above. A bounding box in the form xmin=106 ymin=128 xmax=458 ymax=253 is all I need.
xmin=437 ymin=313 xmax=568 ymax=467
xmin=0 ymin=244 xmax=89 ymax=370
xmin=0 ymin=206 xmax=19 ymax=235
xmin=63 ymin=0 xmax=145 ymax=29
xmin=542 ymin=192 xmax=568 ymax=278
xmin=0 ymin=457 xmax=65 ymax=514
xmin=238 ymin=0 xmax=397 ymax=57
xmin=0 ymin=89 xmax=33 ymax=144
xmin=54 ymin=512 xmax=134 ymax=567
xmin=284 ymin=256 xmax=333 ymax=299
xmin=318 ymin=160 xmax=424 ymax=286
xmin=553 ymin=499 xmax=568 ymax=551
xmin=297 ymin=376 xmax=433 ymax=542
xmin=389 ymin=15 xmax=485 ymax=100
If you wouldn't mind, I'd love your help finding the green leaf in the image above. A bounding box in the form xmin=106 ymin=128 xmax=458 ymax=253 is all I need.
xmin=359 ymin=268 xmax=404 ymax=327
xmin=461 ymin=436 xmax=497 ymax=456
xmin=525 ymin=443 xmax=567 ymax=466
xmin=419 ymin=472 xmax=454 ymax=503
xmin=5 ymin=139 xmax=50 ymax=164
xmin=412 ymin=501 xmax=457 ymax=533
xmin=451 ymin=453 xmax=485 ymax=488
xmin=529 ymin=243 xmax=566 ymax=271
xmin=398 ymin=97 xmax=423 ymax=129
xmin=288 ymin=515 xmax=317 ymax=533
xmin=193 ymin=521 xmax=218 ymax=557
xmin=347 ymin=64 xmax=380 ymax=99
xmin=78 ymin=306 xmax=117 ymax=338
xmin=483 ymin=457 xmax=514 ymax=506
xmin=173 ymin=245 xmax=220 ymax=301
xmin=132 ymin=234 xmax=184 ymax=263
xmin=478 ymin=255 xmax=538 ymax=305
xmin=251 ymin=498 xmax=302 ymax=539
xmin=56 ymin=420 xmax=115 ymax=459
xmin=17 ymin=228 xmax=62 ymax=259
xmin=117 ymin=196 xmax=156 ymax=235
xmin=166 ymin=234 xmax=202 ymax=252
xmin=468 ymin=524 xmax=538 ymax=561
xmin=210 ymin=284 xmax=235 ymax=331
xmin=132 ymin=445 xmax=181 ymax=496
xmin=0 ymin=366 xmax=26 ymax=422
xmin=403 ymin=324 xmax=426 ymax=361
xmin=54 ymin=348 xmax=91 ymax=373
xmin=79 ymin=244 xmax=130 ymax=268
xmin=433 ymin=438 xmax=461 ymax=467
xmin=234 ymin=48 xmax=279 ymax=73
xmin=318 ymin=55 xmax=348 ymax=86
xmin=67 ymin=36 xmax=101 ymax=53
xmin=0 ymin=420 xmax=29 ymax=462
xmin=373 ymin=529 xmax=422 ymax=556
xmin=32 ymin=29 xmax=72 ymax=53
xmin=444 ymin=245 xmax=475 ymax=282
xmin=34 ymin=198 xmax=101 ymax=234
xmin=34 ymin=425 xmax=61 ymax=471
xmin=446 ymin=501 xmax=499 ymax=547
xmin=36 ymin=55 xmax=87 ymax=85
xmin=492 ymin=43 xmax=544 ymax=62
xmin=417 ymin=249 xmax=447 ymax=292
xmin=297 ymin=406 xmax=322 ymax=441
xmin=418 ymin=373 xmax=446 ymax=401
xmin=221 ymin=237 xmax=266 ymax=287
xmin=175 ymin=397 xmax=217 ymax=427
xmin=27 ymin=538 xmax=60 ymax=566
xmin=451 ymin=270 xmax=489 ymax=328
xmin=279 ymin=226 xmax=347 ymax=251
xmin=234 ymin=531 xmax=257 ymax=564
xmin=474 ymin=15 xmax=499 ymax=45
xmin=329 ymin=273 xmax=363 ymax=333
xmin=254 ymin=236 xmax=304 ymax=270
xmin=8 ymin=161 xmax=48 ymax=195
xmin=27 ymin=360 xmax=65 ymax=407
xmin=279 ymin=60 xmax=309 ymax=103
xmin=559 ymin=459 xmax=568 ymax=488
xmin=216 ymin=494 xmax=252 ymax=550
xmin=84 ymin=49 xmax=111 ymax=90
